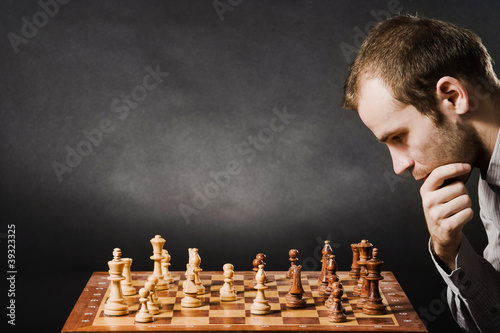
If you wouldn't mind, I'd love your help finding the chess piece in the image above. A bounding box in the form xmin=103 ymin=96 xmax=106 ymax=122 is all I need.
xmin=251 ymin=265 xmax=271 ymax=315
xmin=135 ymin=287 xmax=154 ymax=323
xmin=256 ymin=253 xmax=267 ymax=267
xmin=349 ymin=243 xmax=361 ymax=279
xmin=147 ymin=276 xmax=161 ymax=308
xmin=286 ymin=265 xmax=306 ymax=308
xmin=161 ymin=249 xmax=173 ymax=284
xmin=249 ymin=256 xmax=263 ymax=289
xmin=220 ymin=263 xmax=237 ymax=301
xmin=356 ymin=239 xmax=373 ymax=309
xmin=189 ymin=248 xmax=205 ymax=295
xmin=104 ymin=248 xmax=129 ymax=316
xmin=318 ymin=240 xmax=333 ymax=283
xmin=353 ymin=239 xmax=372 ymax=296
xmin=328 ymin=282 xmax=347 ymax=323
xmin=320 ymin=254 xmax=338 ymax=300
xmin=256 ymin=253 xmax=267 ymax=283
xmin=363 ymin=248 xmax=387 ymax=315
xmin=150 ymin=235 xmax=168 ymax=291
xmin=286 ymin=249 xmax=299 ymax=279
xmin=145 ymin=280 xmax=160 ymax=315
xmin=181 ymin=263 xmax=202 ymax=308
xmin=121 ymin=258 xmax=136 ymax=296
xmin=325 ymin=274 xmax=337 ymax=309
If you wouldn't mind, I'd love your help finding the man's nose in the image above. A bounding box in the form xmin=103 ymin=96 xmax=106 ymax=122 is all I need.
xmin=389 ymin=147 xmax=414 ymax=175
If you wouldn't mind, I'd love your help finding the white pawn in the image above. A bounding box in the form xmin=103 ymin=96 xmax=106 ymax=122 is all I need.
xmin=251 ymin=264 xmax=271 ymax=315
xmin=135 ymin=288 xmax=154 ymax=323
xmin=220 ymin=263 xmax=237 ymax=302
xmin=161 ymin=249 xmax=173 ymax=284
xmin=145 ymin=281 xmax=160 ymax=315
xmin=181 ymin=264 xmax=202 ymax=308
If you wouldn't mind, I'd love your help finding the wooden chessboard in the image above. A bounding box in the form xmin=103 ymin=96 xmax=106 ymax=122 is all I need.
xmin=61 ymin=271 xmax=427 ymax=332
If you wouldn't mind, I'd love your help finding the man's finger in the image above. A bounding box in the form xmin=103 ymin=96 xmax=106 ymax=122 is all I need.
xmin=421 ymin=163 xmax=472 ymax=192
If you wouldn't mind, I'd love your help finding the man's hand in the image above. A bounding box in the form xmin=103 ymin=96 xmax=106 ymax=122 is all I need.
xmin=420 ymin=163 xmax=473 ymax=272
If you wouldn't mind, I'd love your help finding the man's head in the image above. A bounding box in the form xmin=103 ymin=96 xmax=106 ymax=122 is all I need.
xmin=343 ymin=15 xmax=497 ymax=121
xmin=343 ymin=15 xmax=497 ymax=180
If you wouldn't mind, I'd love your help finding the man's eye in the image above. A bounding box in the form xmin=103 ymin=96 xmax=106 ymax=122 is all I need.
xmin=392 ymin=135 xmax=403 ymax=143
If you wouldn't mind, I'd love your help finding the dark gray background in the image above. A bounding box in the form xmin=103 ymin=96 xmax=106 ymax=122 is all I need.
xmin=1 ymin=0 xmax=498 ymax=332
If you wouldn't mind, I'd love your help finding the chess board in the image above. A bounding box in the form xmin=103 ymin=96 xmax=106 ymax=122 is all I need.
xmin=61 ymin=271 xmax=427 ymax=332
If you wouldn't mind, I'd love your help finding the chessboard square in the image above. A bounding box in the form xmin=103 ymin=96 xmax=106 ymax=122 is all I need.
xmin=172 ymin=309 xmax=209 ymax=317
xmin=210 ymin=302 xmax=245 ymax=310
xmin=281 ymin=308 xmax=318 ymax=317
xmin=266 ymin=292 xmax=279 ymax=298
xmin=159 ymin=303 xmax=175 ymax=312
xmin=303 ymin=291 xmax=314 ymax=298
xmin=233 ymin=286 xmax=245 ymax=293
xmin=343 ymin=279 xmax=358 ymax=286
xmin=282 ymin=317 xmax=320 ymax=325
xmin=170 ymin=317 xmax=210 ymax=325
xmin=211 ymin=274 xmax=224 ymax=280
xmin=150 ymin=317 xmax=172 ymax=324
xmin=209 ymin=317 xmax=246 ymax=325
xmin=277 ymin=285 xmax=292 ymax=292
xmin=158 ymin=297 xmax=176 ymax=306
xmin=318 ymin=316 xmax=359 ymax=326
xmin=275 ymin=279 xmax=291 ymax=286
xmin=317 ymin=309 xmax=330 ymax=317
xmin=313 ymin=302 xmax=328 ymax=310
xmin=245 ymin=308 xmax=282 ymax=317
xmin=209 ymin=310 xmax=246 ymax=318
xmin=357 ymin=317 xmax=395 ymax=325
xmin=164 ymin=290 xmax=178 ymax=297
xmin=210 ymin=282 xmax=224 ymax=288
xmin=99 ymin=315 xmax=135 ymax=326
xmin=246 ymin=316 xmax=284 ymax=325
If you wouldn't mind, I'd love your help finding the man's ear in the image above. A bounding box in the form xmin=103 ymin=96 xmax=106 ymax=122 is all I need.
xmin=435 ymin=76 xmax=469 ymax=116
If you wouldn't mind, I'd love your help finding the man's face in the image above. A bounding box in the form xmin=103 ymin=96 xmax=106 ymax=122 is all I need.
xmin=357 ymin=77 xmax=478 ymax=182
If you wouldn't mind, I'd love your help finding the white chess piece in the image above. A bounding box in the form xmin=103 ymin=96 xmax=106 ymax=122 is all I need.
xmin=189 ymin=248 xmax=205 ymax=295
xmin=104 ymin=248 xmax=129 ymax=316
xmin=145 ymin=281 xmax=160 ymax=315
xmin=161 ymin=249 xmax=173 ymax=284
xmin=150 ymin=235 xmax=168 ymax=291
xmin=251 ymin=264 xmax=271 ymax=315
xmin=135 ymin=288 xmax=154 ymax=323
xmin=121 ymin=258 xmax=136 ymax=296
xmin=181 ymin=264 xmax=202 ymax=308
xmin=220 ymin=263 xmax=237 ymax=302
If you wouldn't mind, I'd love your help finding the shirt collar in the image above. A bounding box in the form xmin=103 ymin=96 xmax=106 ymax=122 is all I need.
xmin=485 ymin=129 xmax=500 ymax=188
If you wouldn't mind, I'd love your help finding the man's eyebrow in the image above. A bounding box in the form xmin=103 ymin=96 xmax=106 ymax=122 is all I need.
xmin=377 ymin=131 xmax=393 ymax=143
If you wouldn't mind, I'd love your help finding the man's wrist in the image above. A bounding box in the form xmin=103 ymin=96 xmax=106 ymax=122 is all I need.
xmin=430 ymin=241 xmax=458 ymax=273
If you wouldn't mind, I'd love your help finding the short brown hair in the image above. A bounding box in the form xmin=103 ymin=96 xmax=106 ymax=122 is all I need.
xmin=343 ymin=15 xmax=497 ymax=120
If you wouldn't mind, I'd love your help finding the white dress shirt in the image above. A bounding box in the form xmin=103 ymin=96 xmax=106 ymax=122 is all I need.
xmin=431 ymin=132 xmax=500 ymax=332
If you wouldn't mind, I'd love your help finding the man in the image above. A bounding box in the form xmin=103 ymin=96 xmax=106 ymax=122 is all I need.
xmin=342 ymin=15 xmax=500 ymax=332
